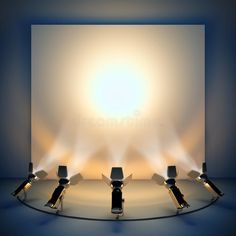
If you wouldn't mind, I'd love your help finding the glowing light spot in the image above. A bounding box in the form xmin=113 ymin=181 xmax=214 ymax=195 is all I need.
xmin=90 ymin=64 xmax=147 ymax=118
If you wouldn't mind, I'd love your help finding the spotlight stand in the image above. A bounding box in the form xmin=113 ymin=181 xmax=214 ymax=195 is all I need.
xmin=11 ymin=162 xmax=48 ymax=201
xmin=102 ymin=167 xmax=132 ymax=219
xmin=152 ymin=166 xmax=190 ymax=210
xmin=45 ymin=166 xmax=82 ymax=212
xmin=188 ymin=162 xmax=224 ymax=199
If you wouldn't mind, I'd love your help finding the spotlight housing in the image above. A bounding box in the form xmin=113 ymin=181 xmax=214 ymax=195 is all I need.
xmin=11 ymin=162 xmax=47 ymax=200
xmin=102 ymin=167 xmax=132 ymax=219
xmin=45 ymin=166 xmax=82 ymax=211
xmin=152 ymin=166 xmax=189 ymax=210
xmin=188 ymin=162 xmax=224 ymax=198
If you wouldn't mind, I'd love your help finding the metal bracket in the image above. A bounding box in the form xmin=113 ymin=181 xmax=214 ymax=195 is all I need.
xmin=56 ymin=195 xmax=64 ymax=214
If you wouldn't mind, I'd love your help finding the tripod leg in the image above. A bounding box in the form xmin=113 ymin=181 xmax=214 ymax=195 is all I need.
xmin=23 ymin=188 xmax=27 ymax=201
xmin=121 ymin=198 xmax=124 ymax=216
xmin=56 ymin=196 xmax=64 ymax=214
xmin=61 ymin=196 xmax=64 ymax=212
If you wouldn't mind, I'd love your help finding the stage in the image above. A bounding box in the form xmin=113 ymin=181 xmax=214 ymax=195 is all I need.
xmin=1 ymin=179 xmax=235 ymax=236
xmin=14 ymin=179 xmax=218 ymax=220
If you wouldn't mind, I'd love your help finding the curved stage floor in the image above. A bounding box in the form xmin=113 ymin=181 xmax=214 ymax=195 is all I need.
xmin=17 ymin=180 xmax=218 ymax=221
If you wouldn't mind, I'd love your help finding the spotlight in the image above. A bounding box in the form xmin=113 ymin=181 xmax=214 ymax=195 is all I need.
xmin=152 ymin=165 xmax=189 ymax=210
xmin=11 ymin=162 xmax=47 ymax=200
xmin=45 ymin=166 xmax=82 ymax=212
xmin=188 ymin=162 xmax=224 ymax=198
xmin=102 ymin=167 xmax=132 ymax=219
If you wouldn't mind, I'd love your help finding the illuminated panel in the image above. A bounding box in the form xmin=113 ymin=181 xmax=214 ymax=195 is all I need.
xmin=32 ymin=25 xmax=205 ymax=179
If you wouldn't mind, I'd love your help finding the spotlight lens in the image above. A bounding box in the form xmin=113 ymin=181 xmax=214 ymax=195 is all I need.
xmin=91 ymin=64 xmax=146 ymax=118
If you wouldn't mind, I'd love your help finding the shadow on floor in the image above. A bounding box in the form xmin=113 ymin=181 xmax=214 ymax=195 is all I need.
xmin=36 ymin=213 xmax=60 ymax=226
xmin=109 ymin=220 xmax=126 ymax=234
xmin=0 ymin=199 xmax=21 ymax=210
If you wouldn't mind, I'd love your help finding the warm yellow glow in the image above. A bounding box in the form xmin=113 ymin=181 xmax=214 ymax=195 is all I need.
xmin=89 ymin=63 xmax=147 ymax=118
xmin=203 ymin=182 xmax=217 ymax=196
xmin=32 ymin=25 xmax=205 ymax=179
xmin=24 ymin=182 xmax=32 ymax=191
